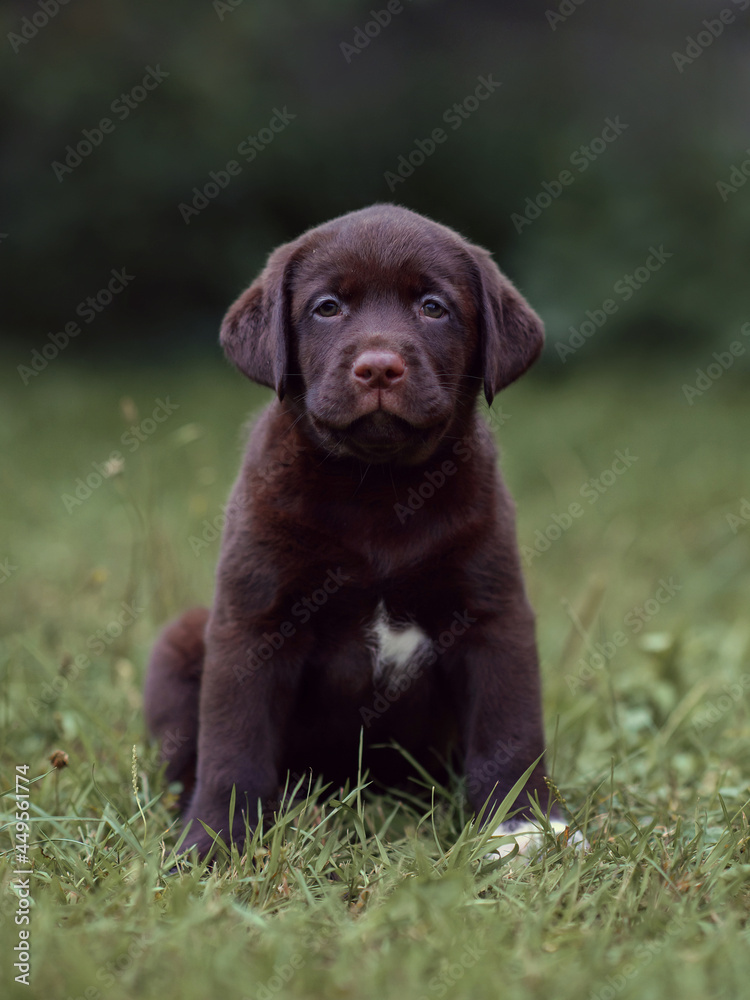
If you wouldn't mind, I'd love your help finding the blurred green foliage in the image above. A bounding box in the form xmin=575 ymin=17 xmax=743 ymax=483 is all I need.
xmin=2 ymin=0 xmax=750 ymax=367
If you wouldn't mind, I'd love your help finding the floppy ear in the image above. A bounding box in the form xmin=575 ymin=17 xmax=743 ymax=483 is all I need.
xmin=471 ymin=248 xmax=545 ymax=405
xmin=219 ymin=241 xmax=298 ymax=399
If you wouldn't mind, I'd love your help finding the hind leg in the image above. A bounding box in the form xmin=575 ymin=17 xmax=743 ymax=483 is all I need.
xmin=144 ymin=606 xmax=209 ymax=809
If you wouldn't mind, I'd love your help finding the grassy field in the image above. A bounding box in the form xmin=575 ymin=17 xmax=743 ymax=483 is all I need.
xmin=1 ymin=357 xmax=749 ymax=1000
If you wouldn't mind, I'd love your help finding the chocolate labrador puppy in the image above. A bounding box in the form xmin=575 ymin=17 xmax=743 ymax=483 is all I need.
xmin=145 ymin=204 xmax=567 ymax=858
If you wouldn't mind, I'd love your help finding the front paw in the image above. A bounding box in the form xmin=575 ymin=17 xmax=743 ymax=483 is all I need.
xmin=178 ymin=799 xmax=248 ymax=859
xmin=485 ymin=818 xmax=589 ymax=861
xmin=176 ymin=817 xmax=228 ymax=860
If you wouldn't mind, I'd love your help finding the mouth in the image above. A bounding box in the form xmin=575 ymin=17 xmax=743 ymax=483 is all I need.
xmin=341 ymin=412 xmax=416 ymax=461
xmin=310 ymin=410 xmax=443 ymax=464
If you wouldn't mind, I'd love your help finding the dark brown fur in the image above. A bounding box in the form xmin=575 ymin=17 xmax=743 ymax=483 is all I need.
xmin=144 ymin=204 xmax=557 ymax=856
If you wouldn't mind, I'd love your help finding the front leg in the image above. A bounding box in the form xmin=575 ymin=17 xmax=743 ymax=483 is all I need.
xmin=461 ymin=598 xmax=560 ymax=830
xmin=182 ymin=613 xmax=308 ymax=857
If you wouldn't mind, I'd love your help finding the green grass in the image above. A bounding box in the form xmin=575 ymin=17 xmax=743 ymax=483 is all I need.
xmin=1 ymin=357 xmax=749 ymax=1000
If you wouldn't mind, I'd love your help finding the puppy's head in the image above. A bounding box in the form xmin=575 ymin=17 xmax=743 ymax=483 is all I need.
xmin=221 ymin=204 xmax=543 ymax=464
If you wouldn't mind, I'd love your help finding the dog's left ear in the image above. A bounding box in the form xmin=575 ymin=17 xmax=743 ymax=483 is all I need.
xmin=219 ymin=240 xmax=300 ymax=400
xmin=471 ymin=247 xmax=545 ymax=405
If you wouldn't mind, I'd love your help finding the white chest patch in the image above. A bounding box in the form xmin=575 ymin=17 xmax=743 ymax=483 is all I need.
xmin=367 ymin=600 xmax=429 ymax=682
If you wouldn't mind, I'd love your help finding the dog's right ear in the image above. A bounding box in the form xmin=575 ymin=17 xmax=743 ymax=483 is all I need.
xmin=219 ymin=241 xmax=298 ymax=399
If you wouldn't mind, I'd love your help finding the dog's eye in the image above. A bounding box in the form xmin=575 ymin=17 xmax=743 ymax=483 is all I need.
xmin=422 ymin=299 xmax=447 ymax=319
xmin=315 ymin=299 xmax=341 ymax=317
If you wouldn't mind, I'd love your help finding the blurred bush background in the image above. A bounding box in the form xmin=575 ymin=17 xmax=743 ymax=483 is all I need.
xmin=3 ymin=0 xmax=749 ymax=369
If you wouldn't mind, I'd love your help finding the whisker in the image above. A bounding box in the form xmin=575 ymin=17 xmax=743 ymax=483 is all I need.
xmin=351 ymin=462 xmax=372 ymax=498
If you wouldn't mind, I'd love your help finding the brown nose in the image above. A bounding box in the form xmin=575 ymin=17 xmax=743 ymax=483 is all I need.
xmin=352 ymin=350 xmax=406 ymax=390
